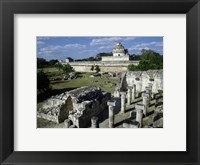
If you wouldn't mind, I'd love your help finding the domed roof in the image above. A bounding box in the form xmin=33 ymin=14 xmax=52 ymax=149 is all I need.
xmin=114 ymin=42 xmax=125 ymax=49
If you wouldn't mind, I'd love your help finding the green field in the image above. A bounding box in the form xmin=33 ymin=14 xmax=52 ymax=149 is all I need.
xmin=38 ymin=67 xmax=118 ymax=95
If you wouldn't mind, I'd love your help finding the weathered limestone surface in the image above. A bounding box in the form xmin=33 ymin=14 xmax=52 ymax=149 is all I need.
xmin=107 ymin=100 xmax=116 ymax=128
xmin=102 ymin=56 xmax=129 ymax=62
xmin=120 ymin=92 xmax=126 ymax=113
xmin=37 ymin=86 xmax=111 ymax=128
xmin=64 ymin=61 xmax=139 ymax=73
xmin=119 ymin=70 xmax=163 ymax=94
xmin=123 ymin=120 xmax=140 ymax=128
xmin=127 ymin=86 xmax=133 ymax=105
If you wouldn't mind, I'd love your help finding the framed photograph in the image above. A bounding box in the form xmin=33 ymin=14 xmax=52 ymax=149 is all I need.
xmin=0 ymin=0 xmax=200 ymax=164
xmin=36 ymin=36 xmax=163 ymax=129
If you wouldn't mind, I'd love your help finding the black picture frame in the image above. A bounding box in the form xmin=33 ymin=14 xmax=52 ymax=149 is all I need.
xmin=0 ymin=0 xmax=200 ymax=164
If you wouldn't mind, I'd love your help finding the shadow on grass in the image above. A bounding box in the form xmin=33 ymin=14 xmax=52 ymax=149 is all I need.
xmin=37 ymin=87 xmax=76 ymax=103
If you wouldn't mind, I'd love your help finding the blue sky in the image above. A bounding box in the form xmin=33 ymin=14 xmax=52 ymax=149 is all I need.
xmin=37 ymin=36 xmax=163 ymax=61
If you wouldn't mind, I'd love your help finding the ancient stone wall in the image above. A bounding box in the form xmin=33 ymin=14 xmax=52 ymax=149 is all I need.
xmin=63 ymin=61 xmax=139 ymax=73
xmin=37 ymin=86 xmax=111 ymax=127
xmin=72 ymin=65 xmax=128 ymax=72
xmin=118 ymin=70 xmax=163 ymax=94
xmin=73 ymin=92 xmax=111 ymax=128
xmin=102 ymin=55 xmax=129 ymax=62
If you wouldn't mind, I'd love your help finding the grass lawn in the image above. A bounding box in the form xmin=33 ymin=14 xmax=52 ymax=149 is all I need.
xmin=51 ymin=75 xmax=117 ymax=94
xmin=38 ymin=67 xmax=118 ymax=96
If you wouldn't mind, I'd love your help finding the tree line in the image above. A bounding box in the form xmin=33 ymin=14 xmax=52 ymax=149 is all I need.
xmin=37 ymin=58 xmax=59 ymax=68
xmin=37 ymin=63 xmax=74 ymax=93
xmin=128 ymin=49 xmax=163 ymax=71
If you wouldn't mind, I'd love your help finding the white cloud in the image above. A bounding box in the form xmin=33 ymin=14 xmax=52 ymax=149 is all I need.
xmin=40 ymin=44 xmax=86 ymax=52
xmin=129 ymin=41 xmax=163 ymax=51
xmin=64 ymin=44 xmax=86 ymax=49
xmin=80 ymin=49 xmax=98 ymax=53
xmin=98 ymin=45 xmax=113 ymax=50
xmin=90 ymin=37 xmax=121 ymax=46
xmin=90 ymin=37 xmax=136 ymax=46
xmin=129 ymin=47 xmax=150 ymax=51
xmin=38 ymin=43 xmax=86 ymax=57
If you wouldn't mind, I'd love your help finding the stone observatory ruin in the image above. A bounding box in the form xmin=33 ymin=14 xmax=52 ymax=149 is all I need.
xmin=114 ymin=70 xmax=163 ymax=97
xmin=37 ymin=86 xmax=111 ymax=128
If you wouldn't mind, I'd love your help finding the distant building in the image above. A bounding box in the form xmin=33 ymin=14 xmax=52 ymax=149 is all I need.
xmin=65 ymin=57 xmax=74 ymax=63
xmin=60 ymin=42 xmax=139 ymax=73
xmin=102 ymin=42 xmax=130 ymax=62
xmin=59 ymin=57 xmax=74 ymax=63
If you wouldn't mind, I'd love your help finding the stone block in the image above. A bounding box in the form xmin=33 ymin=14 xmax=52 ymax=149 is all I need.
xmin=122 ymin=120 xmax=140 ymax=128
xmin=107 ymin=100 xmax=116 ymax=107
xmin=135 ymin=103 xmax=145 ymax=110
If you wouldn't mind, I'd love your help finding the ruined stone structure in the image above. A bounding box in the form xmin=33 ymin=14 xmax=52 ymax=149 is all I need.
xmin=38 ymin=70 xmax=163 ymax=128
xmin=64 ymin=61 xmax=139 ymax=73
xmin=115 ymin=70 xmax=163 ymax=95
xmin=37 ymin=86 xmax=111 ymax=128
xmin=97 ymin=69 xmax=163 ymax=128
xmin=102 ymin=42 xmax=129 ymax=62
xmin=116 ymin=69 xmax=163 ymax=128
xmin=100 ymin=87 xmax=163 ymax=128
xmin=61 ymin=42 xmax=139 ymax=72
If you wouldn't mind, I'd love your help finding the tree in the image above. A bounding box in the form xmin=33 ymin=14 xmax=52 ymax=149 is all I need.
xmin=87 ymin=57 xmax=96 ymax=61
xmin=95 ymin=65 xmax=100 ymax=73
xmin=55 ymin=63 xmax=63 ymax=71
xmin=62 ymin=64 xmax=74 ymax=74
xmin=139 ymin=49 xmax=163 ymax=70
xmin=49 ymin=59 xmax=59 ymax=66
xmin=37 ymin=58 xmax=48 ymax=68
xmin=128 ymin=49 xmax=163 ymax=71
xmin=37 ymin=70 xmax=50 ymax=92
xmin=90 ymin=65 xmax=94 ymax=71
xmin=128 ymin=64 xmax=139 ymax=71
xmin=129 ymin=54 xmax=140 ymax=61
xmin=75 ymin=56 xmax=96 ymax=61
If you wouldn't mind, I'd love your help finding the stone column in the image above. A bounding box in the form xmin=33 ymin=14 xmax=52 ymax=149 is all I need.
xmin=127 ymin=86 xmax=133 ymax=105
xmin=131 ymin=84 xmax=136 ymax=102
xmin=142 ymin=93 xmax=150 ymax=116
xmin=64 ymin=119 xmax=71 ymax=128
xmin=148 ymin=83 xmax=153 ymax=89
xmin=145 ymin=86 xmax=152 ymax=99
xmin=135 ymin=103 xmax=144 ymax=128
xmin=154 ymin=95 xmax=159 ymax=107
xmin=107 ymin=101 xmax=116 ymax=128
xmin=114 ymin=87 xmax=120 ymax=98
xmin=136 ymin=109 xmax=143 ymax=128
xmin=148 ymin=83 xmax=153 ymax=98
xmin=120 ymin=92 xmax=126 ymax=113
xmin=122 ymin=120 xmax=140 ymax=128
xmin=91 ymin=116 xmax=98 ymax=128
xmin=129 ymin=121 xmax=140 ymax=128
